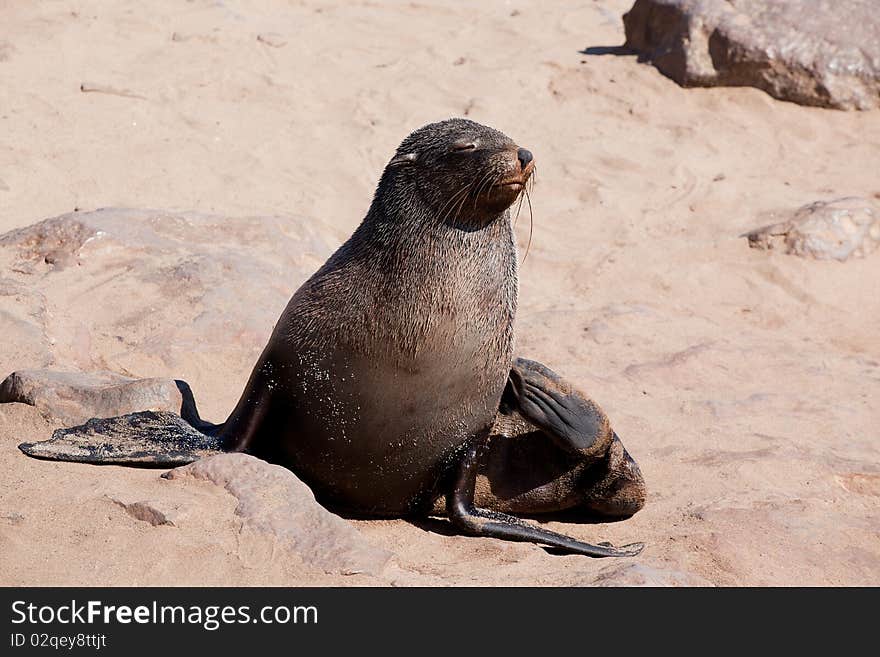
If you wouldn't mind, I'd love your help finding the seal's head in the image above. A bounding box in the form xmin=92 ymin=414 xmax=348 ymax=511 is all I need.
xmin=378 ymin=118 xmax=534 ymax=229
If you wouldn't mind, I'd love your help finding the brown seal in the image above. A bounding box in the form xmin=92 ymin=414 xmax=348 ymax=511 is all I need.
xmin=218 ymin=119 xmax=644 ymax=556
xmin=17 ymin=119 xmax=645 ymax=557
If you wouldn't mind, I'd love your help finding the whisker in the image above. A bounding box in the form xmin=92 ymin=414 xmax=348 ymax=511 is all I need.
xmin=451 ymin=186 xmax=471 ymax=226
xmin=471 ymin=169 xmax=496 ymax=212
xmin=512 ymin=188 xmax=526 ymax=229
xmin=522 ymin=186 xmax=534 ymax=263
xmin=438 ymin=184 xmax=472 ymax=226
xmin=450 ymin=174 xmax=485 ymax=226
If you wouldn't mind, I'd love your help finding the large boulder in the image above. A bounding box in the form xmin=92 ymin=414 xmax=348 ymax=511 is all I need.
xmin=623 ymin=0 xmax=880 ymax=110
xmin=0 ymin=208 xmax=337 ymax=408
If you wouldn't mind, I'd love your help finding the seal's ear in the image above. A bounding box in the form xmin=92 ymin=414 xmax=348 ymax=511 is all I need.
xmin=389 ymin=152 xmax=417 ymax=167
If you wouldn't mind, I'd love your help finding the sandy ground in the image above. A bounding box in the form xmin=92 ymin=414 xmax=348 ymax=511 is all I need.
xmin=1 ymin=0 xmax=878 ymax=586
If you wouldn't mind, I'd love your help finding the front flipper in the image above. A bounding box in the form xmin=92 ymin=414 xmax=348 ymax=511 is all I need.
xmin=18 ymin=410 xmax=222 ymax=466
xmin=506 ymin=358 xmax=614 ymax=459
xmin=447 ymin=439 xmax=644 ymax=558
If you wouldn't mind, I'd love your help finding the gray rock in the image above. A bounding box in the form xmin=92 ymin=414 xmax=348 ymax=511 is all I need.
xmin=623 ymin=0 xmax=880 ymax=110
xmin=165 ymin=453 xmax=393 ymax=576
xmin=743 ymin=197 xmax=880 ymax=261
xmin=0 ymin=369 xmax=184 ymax=426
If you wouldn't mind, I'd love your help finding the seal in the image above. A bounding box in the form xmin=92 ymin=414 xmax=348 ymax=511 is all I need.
xmin=17 ymin=118 xmax=645 ymax=557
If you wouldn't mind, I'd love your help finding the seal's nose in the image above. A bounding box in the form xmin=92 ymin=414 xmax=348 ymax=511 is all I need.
xmin=517 ymin=148 xmax=533 ymax=170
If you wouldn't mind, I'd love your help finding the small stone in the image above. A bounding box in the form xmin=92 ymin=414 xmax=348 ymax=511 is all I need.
xmin=743 ymin=197 xmax=880 ymax=261
xmin=2 ymin=512 xmax=25 ymax=526
xmin=108 ymin=496 xmax=179 ymax=527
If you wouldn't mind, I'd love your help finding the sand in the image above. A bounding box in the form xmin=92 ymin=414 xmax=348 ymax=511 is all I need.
xmin=0 ymin=0 xmax=877 ymax=586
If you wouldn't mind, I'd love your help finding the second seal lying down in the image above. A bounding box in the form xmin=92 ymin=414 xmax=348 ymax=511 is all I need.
xmin=20 ymin=119 xmax=647 ymax=557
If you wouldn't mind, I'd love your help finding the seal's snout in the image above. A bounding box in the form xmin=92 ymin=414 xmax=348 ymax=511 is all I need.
xmin=517 ymin=148 xmax=533 ymax=170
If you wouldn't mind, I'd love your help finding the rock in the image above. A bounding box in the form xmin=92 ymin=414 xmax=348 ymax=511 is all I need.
xmin=0 ymin=369 xmax=185 ymax=426
xmin=165 ymin=454 xmax=393 ymax=576
xmin=835 ymin=473 xmax=880 ymax=497
xmin=0 ymin=277 xmax=53 ymax=374
xmin=592 ymin=563 xmax=713 ymax=586
xmin=0 ymin=216 xmax=96 ymax=270
xmin=2 ymin=512 xmax=25 ymax=526
xmin=743 ymin=197 xmax=880 ymax=261
xmin=108 ymin=496 xmax=181 ymax=527
xmin=623 ymin=0 xmax=880 ymax=110
xmin=0 ymin=208 xmax=336 ymax=393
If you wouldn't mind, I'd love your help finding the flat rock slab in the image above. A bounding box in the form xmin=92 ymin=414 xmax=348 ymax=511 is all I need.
xmin=623 ymin=0 xmax=880 ymax=110
xmin=743 ymin=197 xmax=880 ymax=261
xmin=0 ymin=369 xmax=184 ymax=426
xmin=0 ymin=208 xmax=336 ymax=390
xmin=165 ymin=453 xmax=393 ymax=576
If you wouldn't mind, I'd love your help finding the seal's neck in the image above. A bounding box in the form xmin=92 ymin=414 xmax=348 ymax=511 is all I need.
xmin=349 ymin=202 xmax=518 ymax=368
xmin=365 ymin=190 xmax=512 ymax=247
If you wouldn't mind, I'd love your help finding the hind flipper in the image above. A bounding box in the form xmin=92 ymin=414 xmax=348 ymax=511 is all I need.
xmin=447 ymin=439 xmax=644 ymax=558
xmin=18 ymin=410 xmax=222 ymax=466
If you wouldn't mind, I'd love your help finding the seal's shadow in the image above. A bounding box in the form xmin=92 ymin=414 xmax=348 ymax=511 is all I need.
xmin=400 ymin=514 xmax=635 ymax=557
xmin=336 ymin=511 xmax=631 ymax=540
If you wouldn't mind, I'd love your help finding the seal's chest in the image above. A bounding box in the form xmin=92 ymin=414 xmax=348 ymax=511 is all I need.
xmin=392 ymin=270 xmax=514 ymax=365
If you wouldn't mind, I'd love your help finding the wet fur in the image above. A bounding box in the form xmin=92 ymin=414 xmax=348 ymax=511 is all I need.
xmin=17 ymin=119 xmax=646 ymax=541
xmin=222 ymin=119 xmax=525 ymax=514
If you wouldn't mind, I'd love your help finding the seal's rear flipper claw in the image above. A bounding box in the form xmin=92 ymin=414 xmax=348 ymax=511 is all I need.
xmin=616 ymin=542 xmax=645 ymax=557
xmin=18 ymin=410 xmax=222 ymax=466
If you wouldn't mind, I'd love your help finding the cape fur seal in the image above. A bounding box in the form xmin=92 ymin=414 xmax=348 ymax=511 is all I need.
xmin=18 ymin=119 xmax=646 ymax=557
